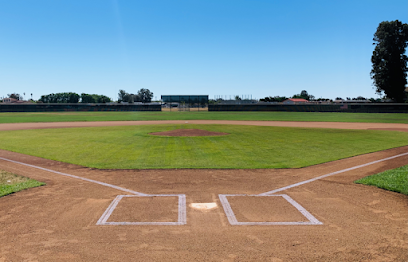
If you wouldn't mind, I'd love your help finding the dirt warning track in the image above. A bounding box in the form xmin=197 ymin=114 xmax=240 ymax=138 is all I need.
xmin=0 ymin=121 xmax=407 ymax=261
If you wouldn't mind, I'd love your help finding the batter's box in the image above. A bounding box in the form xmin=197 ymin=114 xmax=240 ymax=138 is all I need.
xmin=219 ymin=194 xmax=322 ymax=225
xmin=97 ymin=194 xmax=186 ymax=225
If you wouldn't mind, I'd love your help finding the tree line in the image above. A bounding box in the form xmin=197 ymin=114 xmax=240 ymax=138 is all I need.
xmin=117 ymin=89 xmax=153 ymax=103
xmin=39 ymin=93 xmax=111 ymax=103
xmin=2 ymin=89 xmax=154 ymax=103
xmin=33 ymin=89 xmax=153 ymax=103
xmin=259 ymin=90 xmax=383 ymax=103
xmin=260 ymin=90 xmax=331 ymax=102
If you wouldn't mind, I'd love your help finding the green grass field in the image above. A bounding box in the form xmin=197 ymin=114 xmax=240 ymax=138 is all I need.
xmin=0 ymin=111 xmax=407 ymax=123
xmin=355 ymin=165 xmax=408 ymax=195
xmin=0 ymin=124 xmax=405 ymax=169
xmin=0 ymin=170 xmax=45 ymax=197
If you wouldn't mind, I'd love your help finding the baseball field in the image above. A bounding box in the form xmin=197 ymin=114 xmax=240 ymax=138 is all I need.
xmin=0 ymin=111 xmax=407 ymax=261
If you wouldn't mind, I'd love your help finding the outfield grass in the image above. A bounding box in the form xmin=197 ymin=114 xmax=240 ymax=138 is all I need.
xmin=355 ymin=165 xmax=408 ymax=195
xmin=0 ymin=111 xmax=407 ymax=123
xmin=0 ymin=124 xmax=405 ymax=169
xmin=0 ymin=170 xmax=45 ymax=197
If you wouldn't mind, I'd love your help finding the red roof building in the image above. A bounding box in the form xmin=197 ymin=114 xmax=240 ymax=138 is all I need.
xmin=2 ymin=98 xmax=18 ymax=103
xmin=282 ymin=98 xmax=309 ymax=104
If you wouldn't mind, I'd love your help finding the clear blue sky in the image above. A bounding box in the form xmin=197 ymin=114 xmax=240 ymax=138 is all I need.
xmin=1 ymin=0 xmax=406 ymax=101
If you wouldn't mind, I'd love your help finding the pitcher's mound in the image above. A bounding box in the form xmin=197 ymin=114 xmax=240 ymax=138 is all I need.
xmin=150 ymin=129 xmax=229 ymax=137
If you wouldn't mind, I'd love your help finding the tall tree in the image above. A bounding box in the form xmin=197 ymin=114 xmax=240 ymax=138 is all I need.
xmin=371 ymin=20 xmax=408 ymax=102
xmin=7 ymin=93 xmax=22 ymax=100
xmin=81 ymin=93 xmax=111 ymax=103
xmin=292 ymin=90 xmax=314 ymax=100
xmin=118 ymin=89 xmax=129 ymax=103
xmin=81 ymin=93 xmax=96 ymax=103
xmin=259 ymin=96 xmax=287 ymax=102
xmin=118 ymin=89 xmax=153 ymax=103
xmin=137 ymin=88 xmax=153 ymax=103
xmin=96 ymin=95 xmax=111 ymax=103
xmin=39 ymin=92 xmax=80 ymax=103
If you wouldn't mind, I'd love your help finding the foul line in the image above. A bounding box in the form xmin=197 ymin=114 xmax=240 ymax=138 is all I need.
xmin=220 ymin=152 xmax=407 ymax=226
xmin=258 ymin=152 xmax=408 ymax=196
xmin=0 ymin=156 xmax=187 ymax=225
xmin=0 ymin=157 xmax=148 ymax=196
xmin=1 ymin=151 xmax=406 ymax=226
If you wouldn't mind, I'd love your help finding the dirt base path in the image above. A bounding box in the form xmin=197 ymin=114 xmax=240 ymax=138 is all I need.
xmin=0 ymin=120 xmax=407 ymax=131
xmin=0 ymin=145 xmax=407 ymax=261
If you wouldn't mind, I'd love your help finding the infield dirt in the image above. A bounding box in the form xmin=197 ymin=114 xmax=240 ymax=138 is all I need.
xmin=0 ymin=121 xmax=407 ymax=261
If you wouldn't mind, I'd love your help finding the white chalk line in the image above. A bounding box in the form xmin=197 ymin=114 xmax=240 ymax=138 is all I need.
xmin=178 ymin=193 xmax=187 ymax=224
xmin=1 ymin=151 xmax=406 ymax=226
xmin=97 ymin=195 xmax=187 ymax=226
xmin=219 ymin=194 xmax=322 ymax=225
xmin=0 ymin=157 xmax=148 ymax=196
xmin=0 ymin=157 xmax=187 ymax=226
xmin=220 ymin=152 xmax=408 ymax=225
xmin=281 ymin=194 xmax=321 ymax=225
xmin=258 ymin=152 xmax=408 ymax=196
xmin=219 ymin=195 xmax=238 ymax=225
xmin=97 ymin=195 xmax=123 ymax=225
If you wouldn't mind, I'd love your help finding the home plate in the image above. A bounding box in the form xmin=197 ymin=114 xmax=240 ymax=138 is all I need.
xmin=190 ymin=203 xmax=217 ymax=210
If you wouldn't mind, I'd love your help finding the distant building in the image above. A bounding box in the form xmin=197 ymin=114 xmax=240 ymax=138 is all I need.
xmin=218 ymin=99 xmax=257 ymax=105
xmin=282 ymin=98 xmax=309 ymax=104
xmin=2 ymin=98 xmax=32 ymax=104
xmin=161 ymin=95 xmax=208 ymax=104
xmin=2 ymin=98 xmax=18 ymax=103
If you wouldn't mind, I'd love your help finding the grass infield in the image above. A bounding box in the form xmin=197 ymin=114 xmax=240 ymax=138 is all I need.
xmin=0 ymin=170 xmax=45 ymax=197
xmin=0 ymin=111 xmax=407 ymax=123
xmin=355 ymin=165 xmax=408 ymax=195
xmin=0 ymin=124 xmax=406 ymax=169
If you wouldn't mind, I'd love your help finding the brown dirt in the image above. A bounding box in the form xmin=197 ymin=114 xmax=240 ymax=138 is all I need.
xmin=228 ymin=196 xmax=309 ymax=222
xmin=0 ymin=121 xmax=407 ymax=261
xmin=107 ymin=196 xmax=179 ymax=223
xmin=0 ymin=120 xmax=406 ymax=131
xmin=150 ymin=129 xmax=229 ymax=136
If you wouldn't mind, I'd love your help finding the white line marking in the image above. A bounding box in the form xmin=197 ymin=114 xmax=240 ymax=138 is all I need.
xmin=2 ymin=151 xmax=406 ymax=227
xmin=281 ymin=194 xmax=322 ymax=224
xmin=220 ymin=152 xmax=407 ymax=225
xmin=0 ymin=157 xmax=149 ymax=196
xmin=0 ymin=157 xmax=187 ymax=225
xmin=178 ymin=194 xmax=187 ymax=225
xmin=97 ymin=195 xmax=187 ymax=226
xmin=96 ymin=195 xmax=124 ymax=225
xmin=219 ymin=194 xmax=239 ymax=224
xmin=219 ymin=194 xmax=322 ymax=225
xmin=258 ymin=152 xmax=408 ymax=196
